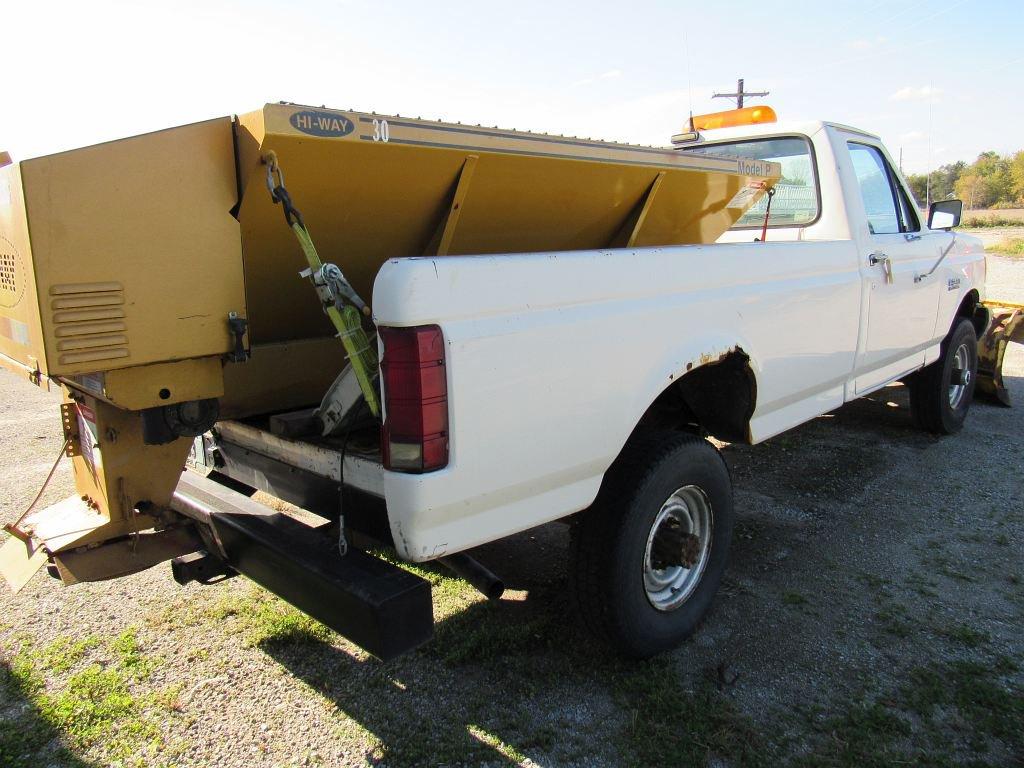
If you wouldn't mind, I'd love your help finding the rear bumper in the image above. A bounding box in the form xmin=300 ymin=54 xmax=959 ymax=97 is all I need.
xmin=172 ymin=471 xmax=433 ymax=661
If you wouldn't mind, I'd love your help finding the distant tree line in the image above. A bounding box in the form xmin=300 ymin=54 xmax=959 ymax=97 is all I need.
xmin=905 ymin=151 xmax=1024 ymax=209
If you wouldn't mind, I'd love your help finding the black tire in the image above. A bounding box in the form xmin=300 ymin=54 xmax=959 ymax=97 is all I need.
xmin=569 ymin=430 xmax=733 ymax=658
xmin=908 ymin=318 xmax=978 ymax=435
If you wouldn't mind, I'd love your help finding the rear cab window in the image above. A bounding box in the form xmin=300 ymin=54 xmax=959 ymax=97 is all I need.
xmin=681 ymin=136 xmax=820 ymax=230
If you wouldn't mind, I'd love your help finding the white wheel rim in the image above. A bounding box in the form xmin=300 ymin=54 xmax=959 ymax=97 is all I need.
xmin=642 ymin=485 xmax=714 ymax=611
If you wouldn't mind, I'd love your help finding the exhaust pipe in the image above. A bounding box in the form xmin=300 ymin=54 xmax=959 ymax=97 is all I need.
xmin=438 ymin=553 xmax=505 ymax=600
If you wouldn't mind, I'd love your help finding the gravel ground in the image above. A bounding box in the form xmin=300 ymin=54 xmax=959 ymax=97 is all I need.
xmin=1 ymin=256 xmax=1022 ymax=767
xmin=961 ymin=226 xmax=1024 ymax=251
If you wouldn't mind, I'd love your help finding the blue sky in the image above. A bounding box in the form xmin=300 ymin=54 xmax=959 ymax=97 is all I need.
xmin=4 ymin=0 xmax=1021 ymax=173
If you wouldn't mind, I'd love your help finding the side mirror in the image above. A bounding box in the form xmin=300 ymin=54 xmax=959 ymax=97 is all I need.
xmin=928 ymin=199 xmax=962 ymax=230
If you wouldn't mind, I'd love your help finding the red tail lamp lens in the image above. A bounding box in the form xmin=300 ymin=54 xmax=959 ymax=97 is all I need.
xmin=379 ymin=325 xmax=448 ymax=472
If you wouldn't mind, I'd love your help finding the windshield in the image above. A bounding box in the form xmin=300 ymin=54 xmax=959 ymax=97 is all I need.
xmin=683 ymin=136 xmax=819 ymax=229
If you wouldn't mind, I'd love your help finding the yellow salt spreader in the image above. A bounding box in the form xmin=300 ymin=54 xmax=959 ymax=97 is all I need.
xmin=0 ymin=102 xmax=784 ymax=657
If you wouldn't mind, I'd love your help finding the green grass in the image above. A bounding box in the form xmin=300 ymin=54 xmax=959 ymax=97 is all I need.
xmin=111 ymin=629 xmax=156 ymax=679
xmin=40 ymin=664 xmax=155 ymax=753
xmin=611 ymin=657 xmax=773 ymax=768
xmin=923 ymin=552 xmax=974 ymax=583
xmin=989 ymin=237 xmax=1024 ymax=257
xmin=901 ymin=660 xmax=1024 ymax=756
xmin=38 ymin=636 xmax=100 ymax=674
xmin=795 ymin=700 xmax=911 ymax=768
xmin=0 ymin=629 xmax=182 ymax=767
xmin=782 ymin=590 xmax=809 ymax=606
xmin=207 ymin=587 xmax=334 ymax=648
xmin=791 ymin=658 xmax=1024 ymax=767
xmin=0 ymin=658 xmax=89 ymax=768
xmin=959 ymin=215 xmax=1024 ymax=228
xmin=875 ymin=604 xmax=912 ymax=639
xmin=938 ymin=623 xmax=990 ymax=649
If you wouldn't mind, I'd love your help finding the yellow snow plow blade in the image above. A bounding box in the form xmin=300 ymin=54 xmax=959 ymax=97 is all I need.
xmin=977 ymin=302 xmax=1024 ymax=407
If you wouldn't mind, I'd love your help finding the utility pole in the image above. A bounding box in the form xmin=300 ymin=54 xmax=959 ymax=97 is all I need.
xmin=712 ymin=78 xmax=769 ymax=109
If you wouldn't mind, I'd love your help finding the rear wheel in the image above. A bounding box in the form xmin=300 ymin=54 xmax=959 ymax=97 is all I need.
xmin=570 ymin=431 xmax=733 ymax=658
xmin=908 ymin=318 xmax=978 ymax=434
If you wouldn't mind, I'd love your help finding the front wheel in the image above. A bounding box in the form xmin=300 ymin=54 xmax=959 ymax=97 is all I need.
xmin=570 ymin=431 xmax=733 ymax=658
xmin=908 ymin=318 xmax=978 ymax=435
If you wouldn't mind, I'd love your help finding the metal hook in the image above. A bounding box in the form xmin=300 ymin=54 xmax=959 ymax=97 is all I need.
xmin=263 ymin=151 xmax=284 ymax=195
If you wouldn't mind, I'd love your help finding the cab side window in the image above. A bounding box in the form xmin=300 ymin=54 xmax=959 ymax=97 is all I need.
xmin=895 ymin=179 xmax=920 ymax=232
xmin=847 ymin=142 xmax=918 ymax=235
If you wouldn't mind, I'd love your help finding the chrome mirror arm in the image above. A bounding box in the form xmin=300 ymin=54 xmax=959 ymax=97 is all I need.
xmin=915 ymin=235 xmax=957 ymax=284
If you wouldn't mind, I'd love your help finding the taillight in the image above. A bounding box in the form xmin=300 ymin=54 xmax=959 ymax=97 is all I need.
xmin=379 ymin=325 xmax=449 ymax=473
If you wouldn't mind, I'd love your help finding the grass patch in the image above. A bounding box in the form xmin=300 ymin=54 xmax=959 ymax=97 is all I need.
xmin=39 ymin=636 xmax=101 ymax=674
xmin=905 ymin=573 xmax=939 ymax=599
xmin=875 ymin=604 xmax=912 ymax=639
xmin=923 ymin=552 xmax=974 ymax=583
xmin=0 ymin=628 xmax=176 ymax=766
xmin=793 ymin=657 xmax=1024 ymax=766
xmin=796 ymin=700 xmax=911 ymax=768
xmin=614 ymin=659 xmax=773 ymax=768
xmin=938 ymin=623 xmax=990 ymax=648
xmin=208 ymin=587 xmax=334 ymax=647
xmin=0 ymin=656 xmax=88 ymax=768
xmin=431 ymin=600 xmax=558 ymax=664
xmin=112 ymin=628 xmax=155 ymax=679
xmin=782 ymin=590 xmax=809 ymax=606
xmin=901 ymin=660 xmax=1024 ymax=754
xmin=959 ymin=215 xmax=1024 ymax=228
xmin=40 ymin=663 xmax=156 ymax=753
xmin=989 ymin=237 xmax=1024 ymax=257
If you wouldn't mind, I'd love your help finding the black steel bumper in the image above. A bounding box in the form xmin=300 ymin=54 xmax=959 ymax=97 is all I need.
xmin=171 ymin=471 xmax=433 ymax=662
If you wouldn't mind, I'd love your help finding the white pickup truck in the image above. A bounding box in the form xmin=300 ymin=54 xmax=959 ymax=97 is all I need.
xmin=368 ymin=118 xmax=987 ymax=656
xmin=0 ymin=108 xmax=988 ymax=660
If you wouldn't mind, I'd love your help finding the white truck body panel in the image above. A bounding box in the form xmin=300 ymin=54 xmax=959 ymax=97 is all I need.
xmin=371 ymin=121 xmax=986 ymax=562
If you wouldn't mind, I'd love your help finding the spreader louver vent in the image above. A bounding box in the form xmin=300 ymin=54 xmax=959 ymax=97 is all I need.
xmin=50 ymin=282 xmax=129 ymax=365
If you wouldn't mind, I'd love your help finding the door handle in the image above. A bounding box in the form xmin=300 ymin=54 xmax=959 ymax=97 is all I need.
xmin=869 ymin=252 xmax=893 ymax=284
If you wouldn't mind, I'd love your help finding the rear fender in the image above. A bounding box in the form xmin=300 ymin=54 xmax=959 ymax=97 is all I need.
xmin=628 ymin=333 xmax=761 ymax=442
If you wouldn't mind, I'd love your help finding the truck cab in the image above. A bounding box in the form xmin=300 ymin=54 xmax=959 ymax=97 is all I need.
xmin=686 ymin=119 xmax=986 ymax=395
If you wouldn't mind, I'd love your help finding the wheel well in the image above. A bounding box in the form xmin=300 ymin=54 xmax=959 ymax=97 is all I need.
xmin=956 ymin=289 xmax=987 ymax=338
xmin=637 ymin=349 xmax=757 ymax=444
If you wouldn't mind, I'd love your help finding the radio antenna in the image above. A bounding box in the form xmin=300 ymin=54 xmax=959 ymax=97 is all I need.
xmin=683 ymin=27 xmax=695 ymax=129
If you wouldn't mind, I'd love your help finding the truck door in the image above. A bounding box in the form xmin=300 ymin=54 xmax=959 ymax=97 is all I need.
xmin=846 ymin=141 xmax=942 ymax=394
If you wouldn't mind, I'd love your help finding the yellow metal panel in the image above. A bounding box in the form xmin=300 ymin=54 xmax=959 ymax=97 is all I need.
xmin=220 ymin=337 xmax=349 ymax=419
xmin=0 ymin=534 xmax=48 ymax=593
xmin=65 ymin=389 xmax=191 ymax=523
xmin=64 ymin=357 xmax=225 ymax=410
xmin=632 ymin=172 xmax=756 ymax=247
xmin=234 ymin=104 xmax=779 ymax=346
xmin=19 ymin=117 xmax=246 ymax=376
xmin=0 ymin=162 xmax=47 ymax=374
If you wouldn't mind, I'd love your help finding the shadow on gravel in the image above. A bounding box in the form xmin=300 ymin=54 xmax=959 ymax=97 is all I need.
xmin=258 ymin=576 xmax=763 ymax=767
xmin=0 ymin=660 xmax=96 ymax=768
xmin=257 ymin=380 xmax=1022 ymax=767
